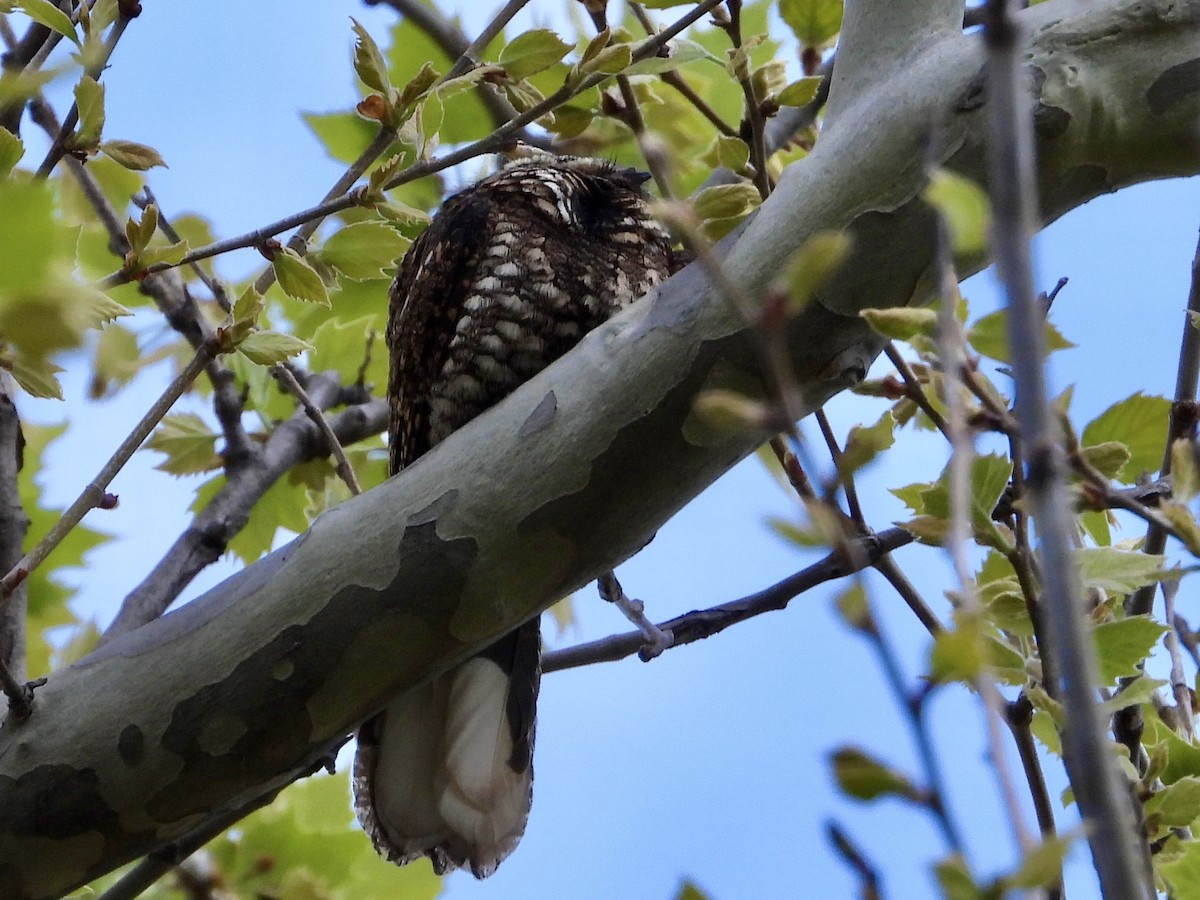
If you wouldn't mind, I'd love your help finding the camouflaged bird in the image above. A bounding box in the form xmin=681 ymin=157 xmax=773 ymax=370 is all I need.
xmin=353 ymin=155 xmax=679 ymax=877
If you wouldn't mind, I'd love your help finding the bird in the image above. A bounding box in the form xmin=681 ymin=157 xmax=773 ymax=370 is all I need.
xmin=353 ymin=154 xmax=679 ymax=878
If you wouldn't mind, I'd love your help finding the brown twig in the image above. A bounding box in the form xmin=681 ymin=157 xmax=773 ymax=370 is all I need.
xmin=0 ymin=343 xmax=215 ymax=606
xmin=273 ymin=365 xmax=362 ymax=496
xmin=98 ymin=0 xmax=728 ymax=288
xmin=544 ymin=527 xmax=914 ymax=673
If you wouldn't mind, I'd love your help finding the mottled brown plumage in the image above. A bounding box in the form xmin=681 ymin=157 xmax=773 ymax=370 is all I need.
xmin=353 ymin=156 xmax=676 ymax=878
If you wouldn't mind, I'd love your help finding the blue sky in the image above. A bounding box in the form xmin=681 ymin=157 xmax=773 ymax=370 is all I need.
xmin=10 ymin=2 xmax=1200 ymax=898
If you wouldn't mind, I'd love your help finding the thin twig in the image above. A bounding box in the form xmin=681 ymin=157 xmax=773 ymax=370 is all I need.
xmin=722 ymin=0 xmax=772 ymax=199
xmin=883 ymin=342 xmax=950 ymax=435
xmin=363 ymin=0 xmax=523 ymax=130
xmin=856 ymin=593 xmax=964 ymax=853
xmin=826 ymin=821 xmax=884 ymax=900
xmin=596 ymin=571 xmax=673 ymax=661
xmin=273 ymin=366 xmax=362 ymax=496
xmin=99 ymin=0 xmax=727 ymax=287
xmin=35 ymin=13 xmax=134 ymax=178
xmin=814 ymin=408 xmax=866 ymax=525
xmin=544 ymin=527 xmax=913 ymax=673
xmin=984 ymin=1 xmax=1153 ymax=895
xmin=930 ymin=119 xmax=1036 ymax=857
xmin=0 ymin=343 xmax=215 ymax=605
xmin=136 ymin=185 xmax=231 ymax=311
xmin=1128 ymin=227 xmax=1200 ymax=618
xmin=1162 ymin=579 xmax=1195 ymax=740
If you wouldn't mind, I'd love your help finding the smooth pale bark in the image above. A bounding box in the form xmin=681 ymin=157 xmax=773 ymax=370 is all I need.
xmin=0 ymin=1 xmax=1196 ymax=896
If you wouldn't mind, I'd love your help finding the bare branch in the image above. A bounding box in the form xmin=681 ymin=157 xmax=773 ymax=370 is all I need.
xmin=544 ymin=527 xmax=914 ymax=673
xmin=984 ymin=1 xmax=1153 ymax=894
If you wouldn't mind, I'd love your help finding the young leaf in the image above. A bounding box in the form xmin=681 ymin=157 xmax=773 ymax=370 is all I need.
xmin=0 ymin=127 xmax=23 ymax=179
xmin=778 ymin=0 xmax=844 ymax=48
xmin=776 ymin=76 xmax=823 ymax=107
xmin=924 ymin=169 xmax=991 ymax=257
xmin=1081 ymin=392 xmax=1171 ymax=483
xmin=840 ymin=411 xmax=895 ymax=473
xmin=319 ymin=221 xmax=409 ymax=281
xmin=860 ymin=307 xmax=938 ymax=341
xmin=126 ymin=202 xmax=158 ymax=254
xmin=1145 ymin=776 xmax=1200 ymax=830
xmin=1092 ymin=616 xmax=1168 ymax=683
xmin=72 ymin=76 xmax=105 ymax=148
xmin=830 ymin=747 xmax=920 ymax=802
xmin=623 ymin=38 xmax=718 ymax=76
xmin=146 ymin=412 xmax=221 ymax=475
xmin=18 ymin=0 xmax=80 ymax=46
xmin=7 ymin=351 xmax=64 ymax=399
xmin=966 ymin=308 xmax=1074 ymax=364
xmin=693 ymin=183 xmax=759 ymax=220
xmin=273 ymin=249 xmax=330 ymax=305
xmin=1075 ymin=548 xmax=1169 ymax=594
xmin=776 ymin=230 xmax=851 ymax=312
xmin=500 ymin=29 xmax=573 ymax=80
xmin=100 ymin=139 xmax=167 ymax=171
xmin=238 ymin=330 xmax=314 ymax=366
xmin=350 ymin=18 xmax=391 ymax=94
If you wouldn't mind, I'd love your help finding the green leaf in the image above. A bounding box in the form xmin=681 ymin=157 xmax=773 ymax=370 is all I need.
xmin=302 ymin=111 xmax=381 ymax=166
xmin=500 ymin=29 xmax=572 ymax=80
xmin=582 ymin=42 xmax=633 ymax=77
xmin=351 ymin=17 xmax=391 ymax=94
xmin=830 ymin=746 xmax=919 ymax=802
xmin=674 ymin=880 xmax=713 ymax=900
xmin=7 ymin=350 xmax=64 ymax=399
xmin=702 ymin=135 xmax=750 ymax=172
xmin=99 ymin=139 xmax=167 ymax=170
xmin=779 ymin=0 xmax=844 ymax=48
xmin=90 ymin=322 xmax=140 ymax=398
xmin=125 ymin=203 xmax=157 ymax=254
xmin=1160 ymin=836 xmax=1200 ymax=900
xmin=1172 ymin=438 xmax=1200 ymax=501
xmin=1079 ymin=441 xmax=1131 ymax=480
xmin=840 ymin=411 xmax=895 ymax=473
xmin=319 ymin=221 xmax=409 ymax=281
xmin=623 ymin=38 xmax=718 ymax=76
xmin=776 ymin=230 xmax=851 ymax=312
xmin=273 ymin=249 xmax=330 ymax=305
xmin=1004 ymin=836 xmax=1070 ymax=890
xmin=145 ymin=412 xmax=221 ymax=475
xmin=139 ymin=239 xmax=189 ymax=268
xmin=860 ymin=306 xmax=938 ymax=341
xmin=0 ymin=127 xmax=23 ymax=179
xmin=18 ymin=0 xmax=80 ymax=46
xmin=924 ymin=169 xmax=991 ymax=256
xmin=1081 ymin=392 xmax=1171 ymax=483
xmin=776 ymin=76 xmax=823 ymax=107
xmin=966 ymin=308 xmax=1074 ymax=364
xmin=934 ymin=854 xmax=983 ymax=900
xmin=1101 ymin=676 xmax=1166 ymax=715
xmin=238 ymin=330 xmax=314 ymax=366
xmin=72 ymin=76 xmax=105 ymax=148
xmin=1146 ymin=776 xmax=1200 ymax=829
xmin=1092 ymin=616 xmax=1167 ymax=683
xmin=833 ymin=582 xmax=872 ymax=632
xmin=307 ymin=316 xmax=386 ymax=390
xmin=1075 ymin=547 xmax=1169 ymax=594
xmin=930 ymin=614 xmax=984 ymax=683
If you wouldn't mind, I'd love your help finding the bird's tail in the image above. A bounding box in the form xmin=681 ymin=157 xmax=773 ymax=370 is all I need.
xmin=353 ymin=619 xmax=541 ymax=878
